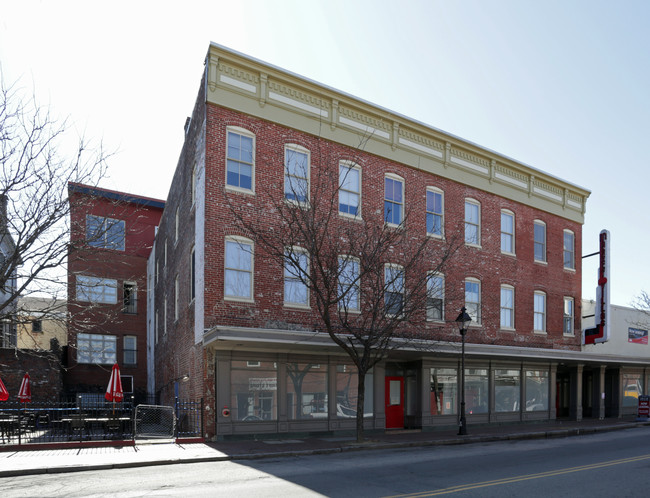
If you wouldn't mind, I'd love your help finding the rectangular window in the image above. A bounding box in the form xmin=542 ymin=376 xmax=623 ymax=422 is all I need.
xmin=124 ymin=335 xmax=137 ymax=365
xmin=339 ymin=163 xmax=360 ymax=217
xmin=534 ymin=292 xmax=546 ymax=332
xmin=564 ymin=230 xmax=575 ymax=269
xmin=563 ymin=297 xmax=574 ymax=335
xmin=76 ymin=275 xmax=118 ymax=304
xmin=123 ymin=282 xmax=137 ymax=314
xmin=284 ymin=249 xmax=309 ymax=306
xmin=465 ymin=279 xmax=481 ymax=324
xmin=286 ymin=363 xmax=328 ymax=419
xmin=430 ymin=367 xmax=457 ymax=415
xmin=500 ymin=286 xmax=514 ymax=329
xmin=501 ymin=211 xmax=515 ymax=254
xmin=226 ymin=130 xmax=254 ymax=191
xmin=174 ymin=276 xmax=179 ymax=321
xmin=231 ymin=360 xmax=277 ymax=421
xmin=385 ymin=265 xmax=404 ymax=315
xmin=464 ymin=368 xmax=488 ymax=413
xmin=525 ymin=370 xmax=549 ymax=411
xmin=495 ymin=369 xmax=521 ymax=412
xmin=384 ymin=176 xmax=404 ymax=225
xmin=225 ymin=238 xmax=253 ymax=300
xmin=1 ymin=320 xmax=16 ymax=349
xmin=464 ymin=200 xmax=480 ymax=245
xmin=336 ymin=364 xmax=373 ymax=417
xmin=174 ymin=207 xmax=179 ymax=243
xmin=86 ymin=215 xmax=125 ymax=251
xmin=284 ymin=145 xmax=309 ymax=203
xmin=32 ymin=320 xmax=43 ymax=333
xmin=338 ymin=257 xmax=360 ymax=312
xmin=77 ymin=333 xmax=116 ymax=364
xmin=426 ymin=273 xmax=444 ymax=321
xmin=190 ymin=248 xmax=196 ymax=302
xmin=426 ymin=189 xmax=443 ymax=237
xmin=534 ymin=221 xmax=546 ymax=262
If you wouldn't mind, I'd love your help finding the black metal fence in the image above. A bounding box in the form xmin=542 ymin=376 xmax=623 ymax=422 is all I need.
xmin=0 ymin=397 xmax=203 ymax=447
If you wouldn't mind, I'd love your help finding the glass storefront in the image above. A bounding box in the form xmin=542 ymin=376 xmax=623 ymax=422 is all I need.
xmin=231 ymin=360 xmax=278 ymax=421
xmin=286 ymin=362 xmax=328 ymax=420
xmin=336 ymin=364 xmax=373 ymax=418
xmin=525 ymin=370 xmax=549 ymax=412
xmin=495 ymin=369 xmax=521 ymax=412
xmin=465 ymin=368 xmax=489 ymax=414
xmin=623 ymin=371 xmax=643 ymax=408
xmin=430 ymin=367 xmax=457 ymax=415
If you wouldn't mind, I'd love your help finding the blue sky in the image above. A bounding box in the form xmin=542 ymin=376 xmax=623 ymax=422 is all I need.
xmin=1 ymin=0 xmax=648 ymax=307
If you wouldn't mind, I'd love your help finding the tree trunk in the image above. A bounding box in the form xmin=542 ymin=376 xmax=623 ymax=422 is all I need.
xmin=356 ymin=370 xmax=366 ymax=443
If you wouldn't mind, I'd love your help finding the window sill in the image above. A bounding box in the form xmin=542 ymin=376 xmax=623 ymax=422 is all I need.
xmin=224 ymin=296 xmax=255 ymax=304
xmin=533 ymin=330 xmax=547 ymax=335
xmin=427 ymin=233 xmax=445 ymax=241
xmin=501 ymin=251 xmax=516 ymax=257
xmin=339 ymin=212 xmax=362 ymax=222
xmin=225 ymin=185 xmax=255 ymax=196
xmin=534 ymin=260 xmax=548 ymax=266
xmin=465 ymin=243 xmax=482 ymax=249
xmin=284 ymin=303 xmax=311 ymax=310
xmin=500 ymin=327 xmax=516 ymax=332
xmin=563 ymin=267 xmax=576 ymax=273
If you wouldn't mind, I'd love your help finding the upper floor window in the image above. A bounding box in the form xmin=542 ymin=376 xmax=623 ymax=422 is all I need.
xmin=426 ymin=273 xmax=444 ymax=321
xmin=32 ymin=320 xmax=43 ymax=333
xmin=77 ymin=333 xmax=116 ymax=364
xmin=534 ymin=221 xmax=546 ymax=262
xmin=385 ymin=264 xmax=405 ymax=315
xmin=191 ymin=163 xmax=197 ymax=206
xmin=384 ymin=175 xmax=404 ymax=226
xmin=86 ymin=215 xmax=125 ymax=251
xmin=76 ymin=275 xmax=117 ymax=304
xmin=464 ymin=200 xmax=480 ymax=246
xmin=338 ymin=256 xmax=360 ymax=312
xmin=123 ymin=282 xmax=137 ymax=314
xmin=284 ymin=144 xmax=310 ymax=203
xmin=174 ymin=207 xmax=179 ymax=243
xmin=190 ymin=247 xmax=196 ymax=303
xmin=563 ymin=297 xmax=574 ymax=335
xmin=501 ymin=210 xmax=515 ymax=254
xmin=339 ymin=162 xmax=361 ymax=217
xmin=500 ymin=285 xmax=515 ymax=329
xmin=564 ymin=230 xmax=575 ymax=269
xmin=124 ymin=335 xmax=137 ymax=365
xmin=284 ymin=248 xmax=309 ymax=307
xmin=465 ymin=278 xmax=481 ymax=324
xmin=426 ymin=188 xmax=444 ymax=238
xmin=224 ymin=237 xmax=254 ymax=301
xmin=226 ymin=128 xmax=254 ymax=191
xmin=534 ymin=291 xmax=546 ymax=332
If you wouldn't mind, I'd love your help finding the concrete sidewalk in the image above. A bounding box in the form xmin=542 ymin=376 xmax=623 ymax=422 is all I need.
xmin=1 ymin=417 xmax=648 ymax=478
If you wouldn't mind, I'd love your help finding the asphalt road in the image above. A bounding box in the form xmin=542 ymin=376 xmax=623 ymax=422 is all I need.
xmin=3 ymin=427 xmax=650 ymax=497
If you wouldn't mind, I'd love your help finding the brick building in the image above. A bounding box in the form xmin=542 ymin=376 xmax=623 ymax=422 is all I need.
xmin=152 ymin=44 xmax=594 ymax=440
xmin=66 ymin=183 xmax=164 ymax=402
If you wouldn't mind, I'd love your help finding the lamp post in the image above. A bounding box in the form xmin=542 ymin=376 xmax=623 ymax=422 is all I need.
xmin=456 ymin=306 xmax=471 ymax=436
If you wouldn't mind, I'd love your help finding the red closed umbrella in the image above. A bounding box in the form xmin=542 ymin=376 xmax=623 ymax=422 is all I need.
xmin=0 ymin=376 xmax=8 ymax=401
xmin=105 ymin=363 xmax=124 ymax=402
xmin=18 ymin=373 xmax=31 ymax=402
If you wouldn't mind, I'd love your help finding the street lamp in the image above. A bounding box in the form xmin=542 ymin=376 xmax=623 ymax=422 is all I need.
xmin=456 ymin=306 xmax=472 ymax=435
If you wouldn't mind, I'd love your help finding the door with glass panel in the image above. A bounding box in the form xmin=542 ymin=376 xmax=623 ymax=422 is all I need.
xmin=385 ymin=376 xmax=404 ymax=429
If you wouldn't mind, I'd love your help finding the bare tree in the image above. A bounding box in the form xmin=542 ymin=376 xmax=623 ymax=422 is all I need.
xmin=228 ymin=137 xmax=461 ymax=442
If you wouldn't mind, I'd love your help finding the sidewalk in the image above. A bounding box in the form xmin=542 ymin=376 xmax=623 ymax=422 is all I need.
xmin=1 ymin=417 xmax=648 ymax=478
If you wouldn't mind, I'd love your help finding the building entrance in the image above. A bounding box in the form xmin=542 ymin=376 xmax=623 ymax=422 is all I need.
xmin=385 ymin=376 xmax=404 ymax=429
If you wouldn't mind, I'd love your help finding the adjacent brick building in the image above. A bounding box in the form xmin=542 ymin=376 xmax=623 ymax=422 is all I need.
xmin=152 ymin=44 xmax=597 ymax=440
xmin=66 ymin=183 xmax=164 ymax=402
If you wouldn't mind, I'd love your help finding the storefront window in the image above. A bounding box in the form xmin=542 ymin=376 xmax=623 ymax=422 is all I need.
xmin=495 ymin=369 xmax=520 ymax=412
xmin=623 ymin=372 xmax=643 ymax=407
xmin=525 ymin=370 xmax=549 ymax=411
xmin=430 ymin=367 xmax=457 ymax=415
xmin=336 ymin=365 xmax=373 ymax=418
xmin=465 ymin=368 xmax=488 ymax=414
xmin=231 ymin=360 xmax=277 ymax=421
xmin=286 ymin=363 xmax=328 ymax=420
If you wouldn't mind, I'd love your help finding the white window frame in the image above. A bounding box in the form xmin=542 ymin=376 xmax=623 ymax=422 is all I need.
xmin=464 ymin=199 xmax=481 ymax=246
xmin=500 ymin=285 xmax=515 ymax=330
xmin=77 ymin=333 xmax=117 ymax=365
xmin=86 ymin=215 xmax=125 ymax=251
xmin=284 ymin=144 xmax=310 ymax=204
xmin=385 ymin=264 xmax=405 ymax=316
xmin=190 ymin=246 xmax=196 ymax=303
xmin=534 ymin=220 xmax=547 ymax=263
xmin=465 ymin=278 xmax=481 ymax=324
xmin=426 ymin=187 xmax=444 ymax=238
xmin=174 ymin=275 xmax=179 ymax=321
xmin=426 ymin=272 xmax=444 ymax=322
xmin=76 ymin=275 xmax=118 ymax=304
xmin=123 ymin=281 xmax=137 ymax=314
xmin=124 ymin=335 xmax=137 ymax=365
xmin=338 ymin=256 xmax=360 ymax=313
xmin=284 ymin=247 xmax=310 ymax=308
xmin=563 ymin=297 xmax=574 ymax=335
xmin=191 ymin=163 xmax=197 ymax=207
xmin=563 ymin=229 xmax=575 ymax=270
xmin=224 ymin=236 xmax=254 ymax=302
xmin=174 ymin=207 xmax=179 ymax=243
xmin=339 ymin=161 xmax=361 ymax=218
xmin=225 ymin=127 xmax=255 ymax=193
xmin=384 ymin=174 xmax=404 ymax=227
xmin=501 ymin=210 xmax=515 ymax=255
xmin=534 ymin=291 xmax=547 ymax=333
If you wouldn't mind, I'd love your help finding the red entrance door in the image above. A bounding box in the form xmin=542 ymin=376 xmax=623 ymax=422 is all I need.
xmin=385 ymin=376 xmax=404 ymax=429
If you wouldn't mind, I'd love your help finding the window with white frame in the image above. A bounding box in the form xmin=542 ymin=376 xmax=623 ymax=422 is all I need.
xmin=500 ymin=285 xmax=515 ymax=329
xmin=464 ymin=200 xmax=480 ymax=246
xmin=426 ymin=273 xmax=444 ymax=321
xmin=284 ymin=144 xmax=310 ymax=203
xmin=224 ymin=237 xmax=254 ymax=300
xmin=191 ymin=163 xmax=197 ymax=206
xmin=77 ymin=333 xmax=116 ymax=364
xmin=86 ymin=215 xmax=125 ymax=251
xmin=501 ymin=210 xmax=515 ymax=254
xmin=426 ymin=188 xmax=444 ymax=237
xmin=339 ymin=162 xmax=361 ymax=217
xmin=534 ymin=291 xmax=546 ymax=332
xmin=123 ymin=281 xmax=137 ymax=314
xmin=174 ymin=275 xmax=179 ymax=321
xmin=76 ymin=275 xmax=118 ymax=304
xmin=534 ymin=221 xmax=546 ymax=262
xmin=338 ymin=256 xmax=360 ymax=312
xmin=124 ymin=335 xmax=137 ymax=365
xmin=175 ymin=207 xmax=179 ymax=243
xmin=384 ymin=175 xmax=404 ymax=226
xmin=465 ymin=278 xmax=481 ymax=324
xmin=385 ymin=264 xmax=404 ymax=316
xmin=563 ymin=297 xmax=574 ymax=335
xmin=284 ymin=248 xmax=310 ymax=306
xmin=563 ymin=230 xmax=575 ymax=269
xmin=226 ymin=128 xmax=254 ymax=191
xmin=190 ymin=247 xmax=196 ymax=303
